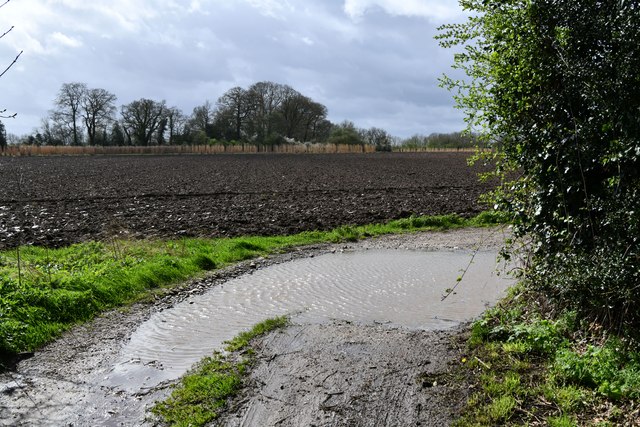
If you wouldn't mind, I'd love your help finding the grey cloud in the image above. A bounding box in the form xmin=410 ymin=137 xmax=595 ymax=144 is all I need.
xmin=0 ymin=0 xmax=466 ymax=137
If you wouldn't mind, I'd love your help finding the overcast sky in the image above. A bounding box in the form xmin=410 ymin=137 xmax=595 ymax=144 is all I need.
xmin=0 ymin=0 xmax=468 ymax=139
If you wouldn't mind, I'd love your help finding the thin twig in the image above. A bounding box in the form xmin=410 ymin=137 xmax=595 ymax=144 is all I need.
xmin=0 ymin=50 xmax=23 ymax=79
xmin=474 ymin=356 xmax=490 ymax=370
xmin=0 ymin=25 xmax=14 ymax=39
xmin=441 ymin=232 xmax=487 ymax=302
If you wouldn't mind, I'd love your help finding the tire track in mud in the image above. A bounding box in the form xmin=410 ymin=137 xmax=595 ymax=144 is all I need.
xmin=217 ymin=322 xmax=469 ymax=427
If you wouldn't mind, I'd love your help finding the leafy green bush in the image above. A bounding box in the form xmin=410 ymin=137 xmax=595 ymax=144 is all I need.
xmin=472 ymin=306 xmax=574 ymax=355
xmin=439 ymin=0 xmax=640 ymax=334
xmin=554 ymin=339 xmax=640 ymax=400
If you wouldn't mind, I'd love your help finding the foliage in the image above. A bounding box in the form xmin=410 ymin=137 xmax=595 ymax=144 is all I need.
xmin=152 ymin=317 xmax=288 ymax=426
xmin=438 ymin=1 xmax=640 ymax=333
xmin=326 ymin=120 xmax=365 ymax=145
xmin=0 ymin=212 xmax=504 ymax=362
xmin=553 ymin=339 xmax=640 ymax=400
xmin=455 ymin=290 xmax=640 ymax=426
xmin=398 ymin=131 xmax=482 ymax=150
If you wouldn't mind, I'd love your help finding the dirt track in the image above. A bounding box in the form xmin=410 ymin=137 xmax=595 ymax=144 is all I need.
xmin=0 ymin=227 xmax=510 ymax=426
xmin=0 ymin=153 xmax=493 ymax=249
xmin=216 ymin=322 xmax=469 ymax=427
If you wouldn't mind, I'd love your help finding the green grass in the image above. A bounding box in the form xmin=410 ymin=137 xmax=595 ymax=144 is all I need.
xmin=151 ymin=316 xmax=288 ymax=427
xmin=0 ymin=212 xmax=503 ymax=362
xmin=454 ymin=286 xmax=640 ymax=426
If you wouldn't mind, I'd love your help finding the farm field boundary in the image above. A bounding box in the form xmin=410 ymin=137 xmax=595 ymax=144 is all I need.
xmin=0 ymin=144 xmax=486 ymax=156
xmin=0 ymin=143 xmax=375 ymax=156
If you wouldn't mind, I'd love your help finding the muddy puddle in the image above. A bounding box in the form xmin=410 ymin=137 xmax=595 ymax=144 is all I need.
xmin=104 ymin=249 xmax=512 ymax=393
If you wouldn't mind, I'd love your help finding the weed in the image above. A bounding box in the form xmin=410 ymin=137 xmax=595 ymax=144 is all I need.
xmin=150 ymin=354 xmax=245 ymax=426
xmin=553 ymin=339 xmax=640 ymax=400
xmin=152 ymin=317 xmax=289 ymax=427
xmin=542 ymin=383 xmax=586 ymax=412
xmin=224 ymin=316 xmax=288 ymax=353
xmin=192 ymin=254 xmax=217 ymax=270
xmin=547 ymin=414 xmax=578 ymax=427
xmin=469 ymin=210 xmax=512 ymax=226
xmin=329 ymin=225 xmax=361 ymax=242
xmin=486 ymin=395 xmax=517 ymax=422
xmin=455 ymin=287 xmax=640 ymax=426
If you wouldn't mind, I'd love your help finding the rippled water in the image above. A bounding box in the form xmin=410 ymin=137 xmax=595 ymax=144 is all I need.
xmin=105 ymin=249 xmax=512 ymax=392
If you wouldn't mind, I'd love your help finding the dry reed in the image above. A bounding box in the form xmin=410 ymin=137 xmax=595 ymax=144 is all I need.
xmin=1 ymin=143 xmax=377 ymax=157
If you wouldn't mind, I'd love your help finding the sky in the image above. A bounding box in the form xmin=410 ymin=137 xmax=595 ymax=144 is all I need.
xmin=0 ymin=0 xmax=468 ymax=139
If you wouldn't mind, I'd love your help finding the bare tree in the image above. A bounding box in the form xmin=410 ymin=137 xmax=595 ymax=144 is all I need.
xmin=363 ymin=127 xmax=392 ymax=151
xmin=300 ymin=100 xmax=330 ymax=142
xmin=0 ymin=120 xmax=6 ymax=150
xmin=277 ymin=86 xmax=305 ymax=139
xmin=39 ymin=117 xmax=68 ymax=146
xmin=52 ymin=82 xmax=87 ymax=146
xmin=166 ymin=106 xmax=188 ymax=144
xmin=216 ymin=87 xmax=252 ymax=141
xmin=213 ymin=81 xmax=332 ymax=144
xmin=190 ymin=101 xmax=215 ymax=136
xmin=82 ymin=88 xmax=117 ymax=146
xmin=246 ymin=81 xmax=286 ymax=142
xmin=120 ymin=98 xmax=167 ymax=146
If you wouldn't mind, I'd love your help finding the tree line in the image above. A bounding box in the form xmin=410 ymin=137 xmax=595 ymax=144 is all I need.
xmin=11 ymin=81 xmax=396 ymax=150
xmin=397 ymin=132 xmax=484 ymax=150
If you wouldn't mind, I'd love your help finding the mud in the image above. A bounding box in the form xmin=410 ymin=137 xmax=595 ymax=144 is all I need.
xmin=216 ymin=322 xmax=470 ymax=427
xmin=0 ymin=227 xmax=511 ymax=426
xmin=0 ymin=153 xmax=494 ymax=249
xmin=109 ymin=249 xmax=511 ymax=394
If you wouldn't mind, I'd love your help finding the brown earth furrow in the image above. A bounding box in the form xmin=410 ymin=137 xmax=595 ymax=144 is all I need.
xmin=0 ymin=152 xmax=494 ymax=250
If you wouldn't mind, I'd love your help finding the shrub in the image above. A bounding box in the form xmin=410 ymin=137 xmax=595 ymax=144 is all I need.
xmin=439 ymin=0 xmax=640 ymax=334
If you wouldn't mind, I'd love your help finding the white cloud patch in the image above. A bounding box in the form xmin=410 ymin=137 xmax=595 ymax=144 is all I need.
xmin=49 ymin=32 xmax=83 ymax=49
xmin=244 ymin=0 xmax=294 ymax=19
xmin=343 ymin=0 xmax=463 ymax=21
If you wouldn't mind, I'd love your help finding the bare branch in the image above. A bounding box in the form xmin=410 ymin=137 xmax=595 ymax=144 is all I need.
xmin=0 ymin=108 xmax=17 ymax=119
xmin=0 ymin=49 xmax=22 ymax=78
xmin=0 ymin=0 xmax=10 ymax=10
xmin=0 ymin=25 xmax=14 ymax=39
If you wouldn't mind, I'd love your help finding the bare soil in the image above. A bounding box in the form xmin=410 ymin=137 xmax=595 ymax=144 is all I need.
xmin=0 ymin=227 xmax=509 ymax=426
xmin=0 ymin=152 xmax=493 ymax=249
xmin=216 ymin=322 xmax=470 ymax=427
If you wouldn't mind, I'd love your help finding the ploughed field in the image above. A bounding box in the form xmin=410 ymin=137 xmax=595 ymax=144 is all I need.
xmin=0 ymin=152 xmax=493 ymax=249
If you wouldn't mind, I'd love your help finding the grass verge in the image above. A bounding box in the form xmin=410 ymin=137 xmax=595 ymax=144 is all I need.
xmin=151 ymin=316 xmax=289 ymax=427
xmin=454 ymin=285 xmax=640 ymax=426
xmin=0 ymin=211 xmax=505 ymax=363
